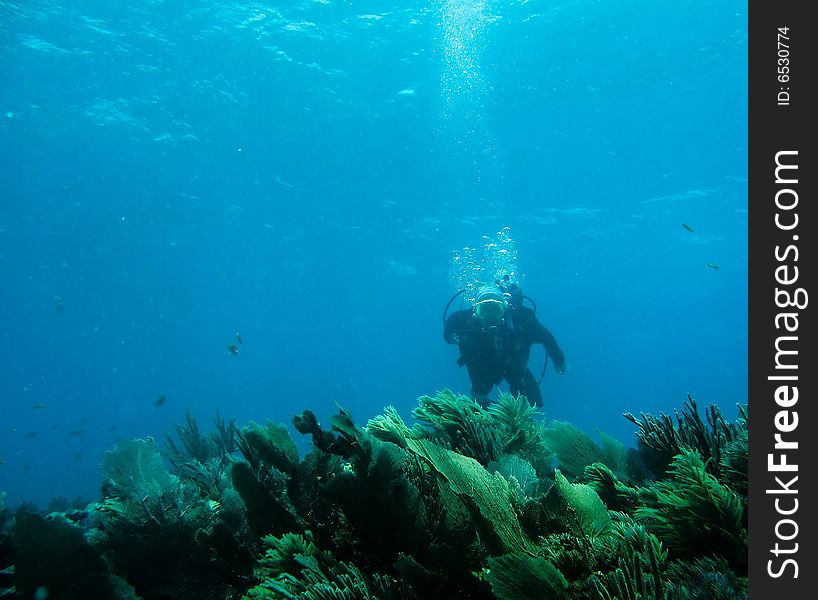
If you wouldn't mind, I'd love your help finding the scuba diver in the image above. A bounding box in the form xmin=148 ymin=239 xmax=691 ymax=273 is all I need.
xmin=443 ymin=276 xmax=566 ymax=407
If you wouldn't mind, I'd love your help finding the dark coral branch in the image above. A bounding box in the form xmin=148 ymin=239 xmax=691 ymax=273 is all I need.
xmin=623 ymin=396 xmax=747 ymax=478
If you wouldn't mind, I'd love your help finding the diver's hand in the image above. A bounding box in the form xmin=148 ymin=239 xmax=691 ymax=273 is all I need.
xmin=555 ymin=363 xmax=566 ymax=375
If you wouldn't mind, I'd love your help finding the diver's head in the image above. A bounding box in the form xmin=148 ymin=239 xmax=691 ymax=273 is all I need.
xmin=473 ymin=286 xmax=507 ymax=326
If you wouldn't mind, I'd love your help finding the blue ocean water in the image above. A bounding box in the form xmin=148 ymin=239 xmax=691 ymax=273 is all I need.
xmin=0 ymin=0 xmax=747 ymax=508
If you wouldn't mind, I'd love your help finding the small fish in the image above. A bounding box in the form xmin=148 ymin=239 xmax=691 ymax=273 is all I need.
xmin=53 ymin=296 xmax=64 ymax=313
xmin=50 ymin=424 xmax=59 ymax=430
xmin=154 ymin=394 xmax=167 ymax=407
xmin=236 ymin=332 xmax=243 ymax=344
xmin=80 ymin=416 xmax=90 ymax=424
xmin=706 ymin=262 xmax=720 ymax=271
xmin=109 ymin=424 xmax=118 ymax=431
xmin=227 ymin=343 xmax=239 ymax=356
xmin=31 ymin=403 xmax=45 ymax=410
xmin=24 ymin=431 xmax=38 ymax=439
xmin=68 ymin=429 xmax=84 ymax=436
xmin=682 ymin=223 xmax=695 ymax=233
xmin=73 ymin=452 xmax=85 ymax=460
xmin=0 ymin=458 xmax=5 ymax=466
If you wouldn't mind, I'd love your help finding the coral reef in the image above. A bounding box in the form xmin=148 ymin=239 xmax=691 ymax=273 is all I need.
xmin=1 ymin=392 xmax=748 ymax=599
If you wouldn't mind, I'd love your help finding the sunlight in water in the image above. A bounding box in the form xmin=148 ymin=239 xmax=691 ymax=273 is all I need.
xmin=440 ymin=0 xmax=486 ymax=104
xmin=439 ymin=0 xmax=490 ymax=112
xmin=437 ymin=0 xmax=499 ymax=187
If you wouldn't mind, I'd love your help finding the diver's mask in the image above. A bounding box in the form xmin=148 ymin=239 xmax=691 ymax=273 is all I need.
xmin=473 ymin=287 xmax=507 ymax=327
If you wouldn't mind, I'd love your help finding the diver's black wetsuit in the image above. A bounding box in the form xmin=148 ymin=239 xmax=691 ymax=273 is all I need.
xmin=443 ymin=306 xmax=565 ymax=407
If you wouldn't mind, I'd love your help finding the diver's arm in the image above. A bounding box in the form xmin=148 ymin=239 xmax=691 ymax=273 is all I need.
xmin=531 ymin=319 xmax=566 ymax=373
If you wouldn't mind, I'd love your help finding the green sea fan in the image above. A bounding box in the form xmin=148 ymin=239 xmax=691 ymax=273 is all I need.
xmin=548 ymin=470 xmax=612 ymax=538
xmin=486 ymin=553 xmax=568 ymax=600
xmin=406 ymin=438 xmax=537 ymax=556
xmin=101 ymin=438 xmax=179 ymax=503
xmin=596 ymin=429 xmax=628 ymax=475
xmin=541 ymin=422 xmax=624 ymax=481
xmin=519 ymin=470 xmax=612 ymax=542
xmin=237 ymin=420 xmax=300 ymax=475
xmin=488 ymin=454 xmax=539 ymax=497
